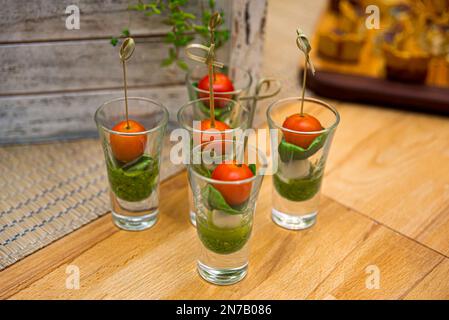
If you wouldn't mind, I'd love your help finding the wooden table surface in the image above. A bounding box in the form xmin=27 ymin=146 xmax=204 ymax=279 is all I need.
xmin=1 ymin=100 xmax=449 ymax=299
xmin=1 ymin=0 xmax=449 ymax=300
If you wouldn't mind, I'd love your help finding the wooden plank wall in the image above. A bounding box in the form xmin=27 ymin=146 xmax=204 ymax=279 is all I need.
xmin=0 ymin=0 xmax=267 ymax=144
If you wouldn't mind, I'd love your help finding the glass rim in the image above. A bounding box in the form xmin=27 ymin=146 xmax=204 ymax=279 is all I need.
xmin=188 ymin=139 xmax=267 ymax=185
xmin=185 ymin=65 xmax=253 ymax=96
xmin=94 ymin=96 xmax=169 ymax=136
xmin=177 ymin=97 xmax=250 ymax=134
xmin=266 ymin=97 xmax=340 ymax=135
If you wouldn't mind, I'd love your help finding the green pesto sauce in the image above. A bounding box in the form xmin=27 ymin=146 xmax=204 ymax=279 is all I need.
xmin=273 ymin=170 xmax=323 ymax=202
xmin=107 ymin=155 xmax=159 ymax=202
xmin=197 ymin=215 xmax=252 ymax=255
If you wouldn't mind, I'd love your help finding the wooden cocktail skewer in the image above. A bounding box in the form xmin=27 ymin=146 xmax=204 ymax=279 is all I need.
xmin=206 ymin=13 xmax=222 ymax=128
xmin=296 ymin=29 xmax=315 ymax=116
xmin=281 ymin=29 xmax=322 ymax=150
xmin=119 ymin=38 xmax=135 ymax=129
xmin=185 ymin=13 xmax=224 ymax=129
xmin=111 ymin=37 xmax=147 ymax=164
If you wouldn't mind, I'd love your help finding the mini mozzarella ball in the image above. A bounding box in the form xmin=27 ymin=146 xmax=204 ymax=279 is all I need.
xmin=211 ymin=210 xmax=243 ymax=229
xmin=278 ymin=159 xmax=311 ymax=180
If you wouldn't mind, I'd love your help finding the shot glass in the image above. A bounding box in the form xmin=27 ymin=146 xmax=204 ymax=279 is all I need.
xmin=188 ymin=140 xmax=267 ymax=285
xmin=267 ymin=97 xmax=340 ymax=230
xmin=186 ymin=65 xmax=254 ymax=122
xmin=95 ymin=97 xmax=168 ymax=231
xmin=177 ymin=97 xmax=251 ymax=227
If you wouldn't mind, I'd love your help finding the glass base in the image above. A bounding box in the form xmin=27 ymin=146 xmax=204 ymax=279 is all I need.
xmin=271 ymin=208 xmax=317 ymax=230
xmin=197 ymin=260 xmax=248 ymax=285
xmin=112 ymin=210 xmax=158 ymax=231
xmin=190 ymin=210 xmax=197 ymax=227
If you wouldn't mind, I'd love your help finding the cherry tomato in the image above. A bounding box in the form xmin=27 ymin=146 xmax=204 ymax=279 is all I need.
xmin=211 ymin=162 xmax=254 ymax=206
xmin=110 ymin=119 xmax=147 ymax=163
xmin=199 ymin=119 xmax=231 ymax=146
xmin=198 ymin=73 xmax=235 ymax=108
xmin=282 ymin=113 xmax=323 ymax=149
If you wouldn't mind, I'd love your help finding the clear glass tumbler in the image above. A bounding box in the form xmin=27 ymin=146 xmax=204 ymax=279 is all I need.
xmin=177 ymin=97 xmax=251 ymax=227
xmin=188 ymin=140 xmax=267 ymax=285
xmin=95 ymin=97 xmax=168 ymax=231
xmin=186 ymin=65 xmax=254 ymax=122
xmin=267 ymin=97 xmax=340 ymax=230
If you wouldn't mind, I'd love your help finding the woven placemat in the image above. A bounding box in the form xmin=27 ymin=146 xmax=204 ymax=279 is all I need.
xmin=0 ymin=140 xmax=109 ymax=269
xmin=0 ymin=138 xmax=179 ymax=270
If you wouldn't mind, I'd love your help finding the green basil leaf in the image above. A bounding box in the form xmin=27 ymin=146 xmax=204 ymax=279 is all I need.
xmin=193 ymin=164 xmax=212 ymax=178
xmin=248 ymin=164 xmax=256 ymax=176
xmin=203 ymin=184 xmax=242 ymax=215
xmin=123 ymin=155 xmax=154 ymax=173
xmin=278 ymin=134 xmax=327 ymax=162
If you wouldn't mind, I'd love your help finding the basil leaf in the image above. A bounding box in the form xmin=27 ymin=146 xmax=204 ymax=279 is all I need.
xmin=278 ymin=134 xmax=327 ymax=162
xmin=248 ymin=164 xmax=256 ymax=176
xmin=123 ymin=155 xmax=154 ymax=172
xmin=202 ymin=184 xmax=242 ymax=215
xmin=193 ymin=164 xmax=212 ymax=178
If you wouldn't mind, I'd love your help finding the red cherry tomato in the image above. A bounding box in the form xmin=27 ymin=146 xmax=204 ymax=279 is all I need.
xmin=198 ymin=73 xmax=235 ymax=108
xmin=211 ymin=162 xmax=254 ymax=206
xmin=282 ymin=113 xmax=323 ymax=149
xmin=110 ymin=119 xmax=147 ymax=163
xmin=199 ymin=119 xmax=231 ymax=146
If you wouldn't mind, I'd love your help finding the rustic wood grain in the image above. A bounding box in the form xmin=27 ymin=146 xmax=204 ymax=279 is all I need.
xmin=0 ymin=86 xmax=187 ymax=144
xmin=306 ymin=227 xmax=443 ymax=300
xmin=0 ymin=214 xmax=116 ymax=299
xmin=229 ymin=0 xmax=267 ymax=76
xmin=0 ymin=0 xmax=201 ymax=43
xmin=404 ymin=259 xmax=449 ymax=300
xmin=322 ymin=103 xmax=449 ymax=256
xmin=4 ymin=170 xmax=447 ymax=300
xmin=0 ymin=82 xmax=272 ymax=145
xmin=0 ymin=178 xmax=376 ymax=299
xmin=0 ymin=0 xmax=267 ymax=145
xmin=415 ymin=205 xmax=449 ymax=257
xmin=0 ymin=38 xmax=186 ymax=95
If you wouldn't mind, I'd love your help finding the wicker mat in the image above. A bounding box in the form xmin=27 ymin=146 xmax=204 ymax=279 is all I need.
xmin=0 ymin=138 xmax=177 ymax=270
xmin=0 ymin=140 xmax=109 ymax=269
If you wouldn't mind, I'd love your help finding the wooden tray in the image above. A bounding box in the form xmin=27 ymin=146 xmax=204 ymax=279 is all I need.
xmin=302 ymin=11 xmax=449 ymax=115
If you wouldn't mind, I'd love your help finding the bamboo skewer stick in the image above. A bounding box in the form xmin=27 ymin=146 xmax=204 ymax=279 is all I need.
xmin=296 ymin=29 xmax=315 ymax=116
xmin=119 ymin=38 xmax=136 ymax=129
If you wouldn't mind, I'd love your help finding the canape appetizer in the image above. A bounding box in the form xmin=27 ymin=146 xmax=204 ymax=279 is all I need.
xmin=106 ymin=38 xmax=160 ymax=204
xmin=105 ymin=119 xmax=159 ymax=203
xmin=272 ymin=30 xmax=330 ymax=206
xmin=318 ymin=0 xmax=366 ymax=62
xmin=194 ymin=161 xmax=256 ymax=254
xmin=382 ymin=9 xmax=431 ymax=83
xmin=273 ymin=113 xmax=326 ymax=202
